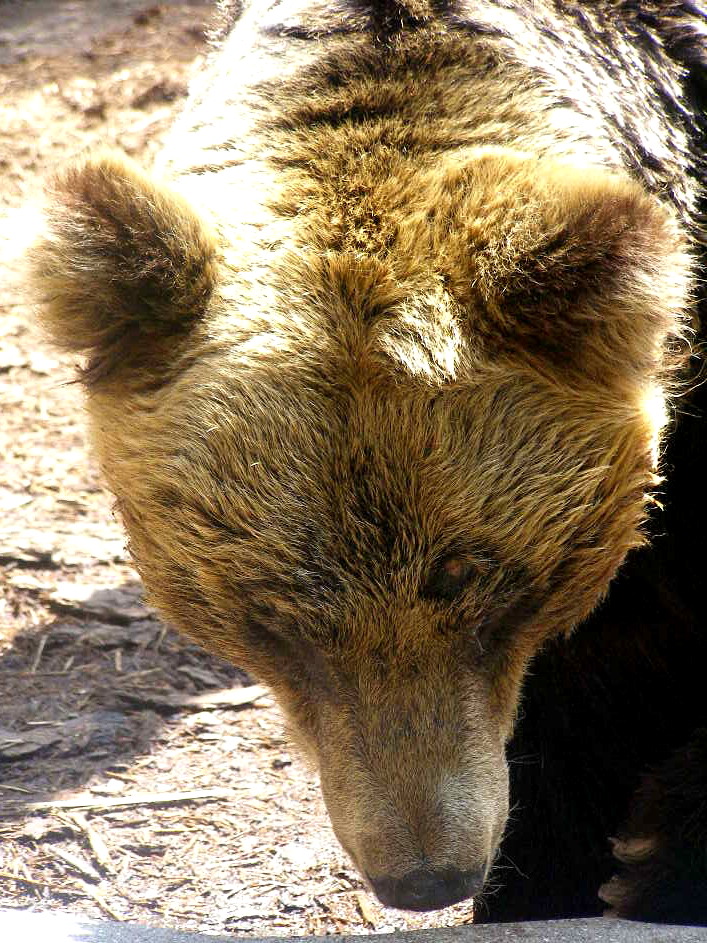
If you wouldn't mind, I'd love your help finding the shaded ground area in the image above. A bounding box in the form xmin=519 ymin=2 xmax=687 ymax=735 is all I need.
xmin=0 ymin=2 xmax=477 ymax=935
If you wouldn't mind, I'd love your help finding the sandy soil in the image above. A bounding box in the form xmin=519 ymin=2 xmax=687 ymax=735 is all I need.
xmin=0 ymin=2 xmax=477 ymax=935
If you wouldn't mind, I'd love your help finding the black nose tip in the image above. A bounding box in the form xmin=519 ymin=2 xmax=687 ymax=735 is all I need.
xmin=371 ymin=867 xmax=484 ymax=911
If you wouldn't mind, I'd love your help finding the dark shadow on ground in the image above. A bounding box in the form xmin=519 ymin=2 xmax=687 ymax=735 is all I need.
xmin=0 ymin=579 xmax=253 ymax=807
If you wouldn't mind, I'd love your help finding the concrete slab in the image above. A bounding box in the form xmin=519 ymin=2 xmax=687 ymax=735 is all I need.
xmin=1 ymin=910 xmax=706 ymax=943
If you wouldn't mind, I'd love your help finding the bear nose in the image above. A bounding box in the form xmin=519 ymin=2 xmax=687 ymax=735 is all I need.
xmin=370 ymin=867 xmax=484 ymax=911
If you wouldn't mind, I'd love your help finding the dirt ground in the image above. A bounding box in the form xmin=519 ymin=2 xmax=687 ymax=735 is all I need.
xmin=0 ymin=2 xmax=478 ymax=935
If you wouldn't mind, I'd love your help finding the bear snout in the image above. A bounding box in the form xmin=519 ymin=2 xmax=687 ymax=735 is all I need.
xmin=370 ymin=866 xmax=486 ymax=912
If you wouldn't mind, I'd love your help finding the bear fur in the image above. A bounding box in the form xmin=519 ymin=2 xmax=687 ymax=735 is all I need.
xmin=30 ymin=0 xmax=707 ymax=923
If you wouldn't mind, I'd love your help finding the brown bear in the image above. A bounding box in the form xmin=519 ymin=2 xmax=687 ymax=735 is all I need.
xmin=30 ymin=0 xmax=707 ymax=924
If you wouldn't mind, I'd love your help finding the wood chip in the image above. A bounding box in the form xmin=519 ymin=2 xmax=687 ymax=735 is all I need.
xmin=0 ymin=724 xmax=62 ymax=759
xmin=80 ymin=882 xmax=125 ymax=921
xmin=50 ymin=620 xmax=160 ymax=649
xmin=186 ymin=685 xmax=270 ymax=709
xmin=69 ymin=812 xmax=114 ymax=873
xmin=117 ymin=683 xmax=269 ymax=714
xmin=18 ymin=786 xmax=232 ymax=813
xmin=354 ymin=889 xmax=378 ymax=928
xmin=51 ymin=846 xmax=103 ymax=883
xmin=0 ymin=870 xmax=48 ymax=891
xmin=49 ymin=583 xmax=152 ymax=624
xmin=30 ymin=635 xmax=47 ymax=673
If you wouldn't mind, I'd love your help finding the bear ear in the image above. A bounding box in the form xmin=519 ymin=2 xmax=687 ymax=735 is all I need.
xmin=438 ymin=154 xmax=692 ymax=386
xmin=31 ymin=151 xmax=219 ymax=383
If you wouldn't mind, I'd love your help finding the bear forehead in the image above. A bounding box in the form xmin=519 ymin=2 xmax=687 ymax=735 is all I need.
xmin=209 ymin=250 xmax=469 ymax=394
xmin=150 ymin=351 xmax=633 ymax=588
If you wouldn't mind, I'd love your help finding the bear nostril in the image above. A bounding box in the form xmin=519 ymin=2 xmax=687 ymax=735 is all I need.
xmin=371 ymin=867 xmax=484 ymax=911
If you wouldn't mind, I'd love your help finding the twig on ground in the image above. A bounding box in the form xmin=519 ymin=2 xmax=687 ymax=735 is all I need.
xmin=19 ymin=787 xmax=232 ymax=813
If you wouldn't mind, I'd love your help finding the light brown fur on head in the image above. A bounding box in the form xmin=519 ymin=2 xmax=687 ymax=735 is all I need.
xmin=33 ymin=151 xmax=220 ymax=385
xmin=30 ymin=13 xmax=693 ymax=909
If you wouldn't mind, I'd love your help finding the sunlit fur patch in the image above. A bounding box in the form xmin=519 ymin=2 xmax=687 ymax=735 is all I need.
xmin=640 ymin=382 xmax=670 ymax=471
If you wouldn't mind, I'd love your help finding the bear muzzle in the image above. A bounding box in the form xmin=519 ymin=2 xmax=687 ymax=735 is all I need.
xmin=370 ymin=865 xmax=487 ymax=911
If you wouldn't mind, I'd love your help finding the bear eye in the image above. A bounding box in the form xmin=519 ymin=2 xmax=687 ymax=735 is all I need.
xmin=421 ymin=555 xmax=475 ymax=602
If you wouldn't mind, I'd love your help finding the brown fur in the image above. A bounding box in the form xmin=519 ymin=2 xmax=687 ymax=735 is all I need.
xmin=34 ymin=152 xmax=220 ymax=385
xmin=30 ymin=0 xmax=696 ymax=912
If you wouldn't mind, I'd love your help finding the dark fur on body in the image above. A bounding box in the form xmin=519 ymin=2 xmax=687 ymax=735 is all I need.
xmin=31 ymin=0 xmax=707 ymax=923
